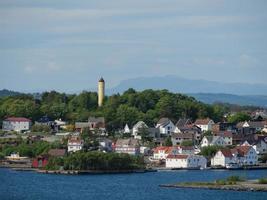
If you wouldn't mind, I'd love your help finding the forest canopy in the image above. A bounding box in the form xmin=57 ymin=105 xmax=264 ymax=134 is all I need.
xmin=0 ymin=89 xmax=230 ymax=131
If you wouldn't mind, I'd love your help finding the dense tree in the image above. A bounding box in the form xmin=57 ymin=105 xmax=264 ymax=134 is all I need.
xmin=163 ymin=136 xmax=173 ymax=146
xmin=227 ymin=112 xmax=251 ymax=124
xmin=0 ymin=89 xmax=249 ymax=132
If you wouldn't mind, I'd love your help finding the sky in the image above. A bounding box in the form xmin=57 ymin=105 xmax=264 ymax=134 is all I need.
xmin=1 ymin=0 xmax=267 ymax=92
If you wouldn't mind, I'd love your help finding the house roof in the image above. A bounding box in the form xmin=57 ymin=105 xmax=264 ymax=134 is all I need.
xmin=75 ymin=122 xmax=90 ymax=129
xmin=214 ymin=131 xmax=233 ymax=138
xmin=115 ymin=138 xmax=139 ymax=147
xmin=88 ymin=117 xmax=105 ymax=124
xmin=175 ymin=119 xmax=192 ymax=128
xmin=203 ymin=136 xmax=223 ymax=144
xmin=68 ymin=137 xmax=83 ymax=144
xmin=194 ymin=118 xmax=213 ymax=125
xmin=180 ymin=146 xmax=194 ymax=150
xmin=171 ymin=132 xmax=194 ymax=139
xmin=237 ymin=121 xmax=264 ymax=129
xmin=48 ymin=149 xmax=66 ymax=157
xmin=4 ymin=117 xmax=31 ymax=122
xmin=179 ymin=125 xmax=201 ymax=134
xmin=153 ymin=146 xmax=173 ymax=154
xmin=167 ymin=154 xmax=189 ymax=159
xmin=133 ymin=121 xmax=148 ymax=129
xmin=231 ymin=146 xmax=252 ymax=156
xmin=156 ymin=118 xmax=173 ymax=127
xmin=219 ymin=149 xmax=233 ymax=158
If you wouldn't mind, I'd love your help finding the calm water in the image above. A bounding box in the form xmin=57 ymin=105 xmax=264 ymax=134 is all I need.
xmin=0 ymin=168 xmax=267 ymax=200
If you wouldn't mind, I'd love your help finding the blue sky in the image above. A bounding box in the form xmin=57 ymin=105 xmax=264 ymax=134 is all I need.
xmin=1 ymin=0 xmax=267 ymax=92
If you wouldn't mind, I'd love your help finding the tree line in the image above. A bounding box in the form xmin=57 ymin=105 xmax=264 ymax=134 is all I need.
xmin=45 ymin=151 xmax=144 ymax=171
xmin=0 ymin=89 xmax=252 ymax=132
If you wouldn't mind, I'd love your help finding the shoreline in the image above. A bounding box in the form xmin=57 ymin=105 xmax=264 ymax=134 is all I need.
xmin=160 ymin=180 xmax=267 ymax=192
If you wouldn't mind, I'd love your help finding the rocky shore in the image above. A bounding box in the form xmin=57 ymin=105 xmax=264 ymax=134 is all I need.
xmin=160 ymin=180 xmax=267 ymax=192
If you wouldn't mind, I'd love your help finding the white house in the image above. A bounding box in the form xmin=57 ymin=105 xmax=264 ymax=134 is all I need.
xmin=166 ymin=154 xmax=207 ymax=169
xmin=211 ymin=149 xmax=235 ymax=167
xmin=200 ymin=136 xmax=227 ymax=147
xmin=194 ymin=118 xmax=214 ymax=132
xmin=67 ymin=137 xmax=84 ymax=153
xmin=214 ymin=131 xmax=233 ymax=146
xmin=123 ymin=124 xmax=131 ymax=134
xmin=231 ymin=145 xmax=258 ymax=166
xmin=253 ymin=138 xmax=267 ymax=155
xmin=156 ymin=118 xmax=175 ymax=135
xmin=132 ymin=121 xmax=148 ymax=138
xmin=2 ymin=117 xmax=31 ymax=132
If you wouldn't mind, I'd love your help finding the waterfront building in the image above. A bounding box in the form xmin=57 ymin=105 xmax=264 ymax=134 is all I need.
xmin=2 ymin=117 xmax=31 ymax=132
xmin=166 ymin=154 xmax=207 ymax=169
xmin=211 ymin=145 xmax=258 ymax=167
xmin=211 ymin=149 xmax=235 ymax=167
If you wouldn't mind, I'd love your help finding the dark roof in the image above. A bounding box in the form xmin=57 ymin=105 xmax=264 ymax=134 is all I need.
xmin=115 ymin=138 xmax=139 ymax=147
xmin=176 ymin=119 xmax=191 ymax=128
xmin=171 ymin=132 xmax=194 ymax=139
xmin=157 ymin=118 xmax=172 ymax=127
xmin=99 ymin=77 xmax=105 ymax=82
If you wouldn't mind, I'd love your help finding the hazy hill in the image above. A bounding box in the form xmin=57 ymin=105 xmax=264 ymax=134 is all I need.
xmin=189 ymin=93 xmax=267 ymax=108
xmin=0 ymin=89 xmax=22 ymax=97
xmin=107 ymin=75 xmax=267 ymax=95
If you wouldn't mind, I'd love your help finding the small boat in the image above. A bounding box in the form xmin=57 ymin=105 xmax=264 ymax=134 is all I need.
xmin=226 ymin=163 xmax=241 ymax=169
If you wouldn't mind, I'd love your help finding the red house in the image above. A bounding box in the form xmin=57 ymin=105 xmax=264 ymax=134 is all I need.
xmin=32 ymin=155 xmax=48 ymax=168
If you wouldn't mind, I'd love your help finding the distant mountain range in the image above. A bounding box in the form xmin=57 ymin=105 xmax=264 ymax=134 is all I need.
xmin=188 ymin=93 xmax=267 ymax=108
xmin=106 ymin=75 xmax=267 ymax=107
xmin=1 ymin=75 xmax=267 ymax=107
xmin=107 ymin=75 xmax=267 ymax=95
xmin=0 ymin=89 xmax=22 ymax=97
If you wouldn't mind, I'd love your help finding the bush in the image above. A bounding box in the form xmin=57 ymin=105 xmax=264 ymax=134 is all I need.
xmin=215 ymin=179 xmax=226 ymax=185
xmin=227 ymin=175 xmax=244 ymax=182
xmin=258 ymin=178 xmax=267 ymax=184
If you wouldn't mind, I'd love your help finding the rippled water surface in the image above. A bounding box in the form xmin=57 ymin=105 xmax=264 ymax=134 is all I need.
xmin=1 ymin=168 xmax=267 ymax=200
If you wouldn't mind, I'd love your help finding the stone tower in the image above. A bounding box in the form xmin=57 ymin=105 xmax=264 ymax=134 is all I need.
xmin=98 ymin=77 xmax=105 ymax=107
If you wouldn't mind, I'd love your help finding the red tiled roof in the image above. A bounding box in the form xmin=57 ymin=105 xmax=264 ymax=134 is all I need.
xmin=153 ymin=146 xmax=173 ymax=154
xmin=231 ymin=146 xmax=252 ymax=156
xmin=167 ymin=154 xmax=189 ymax=159
xmin=5 ymin=117 xmax=31 ymax=122
xmin=220 ymin=149 xmax=233 ymax=158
